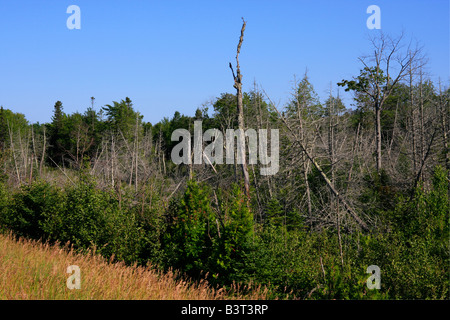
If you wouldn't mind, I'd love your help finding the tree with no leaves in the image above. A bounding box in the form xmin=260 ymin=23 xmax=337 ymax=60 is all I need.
xmin=229 ymin=18 xmax=251 ymax=201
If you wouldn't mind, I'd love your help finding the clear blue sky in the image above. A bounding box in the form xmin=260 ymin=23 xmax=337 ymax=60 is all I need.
xmin=0 ymin=0 xmax=448 ymax=125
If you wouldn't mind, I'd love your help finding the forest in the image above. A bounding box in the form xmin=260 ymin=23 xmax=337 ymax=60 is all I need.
xmin=0 ymin=30 xmax=448 ymax=299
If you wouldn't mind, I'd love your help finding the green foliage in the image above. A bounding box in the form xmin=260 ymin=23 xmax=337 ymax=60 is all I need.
xmin=0 ymin=178 xmax=157 ymax=265
xmin=152 ymin=111 xmax=194 ymax=160
xmin=244 ymin=225 xmax=317 ymax=298
xmin=59 ymin=178 xmax=150 ymax=264
xmin=0 ymin=182 xmax=11 ymax=232
xmin=1 ymin=108 xmax=29 ymax=134
xmin=338 ymin=66 xmax=388 ymax=94
xmin=212 ymin=93 xmax=239 ymax=129
xmin=324 ymin=95 xmax=346 ymax=117
xmin=162 ymin=181 xmax=255 ymax=285
xmin=2 ymin=181 xmax=65 ymax=241
xmin=63 ymin=112 xmax=97 ymax=167
xmin=387 ymin=166 xmax=449 ymax=240
xmin=62 ymin=179 xmax=111 ymax=249
xmin=375 ymin=166 xmax=450 ymax=298
xmin=163 ymin=180 xmax=216 ymax=275
xmin=47 ymin=101 xmax=67 ymax=165
xmin=211 ymin=184 xmax=253 ymax=283
xmin=286 ymin=74 xmax=324 ymax=119
xmin=264 ymin=198 xmax=284 ymax=226
xmin=103 ymin=97 xmax=143 ymax=140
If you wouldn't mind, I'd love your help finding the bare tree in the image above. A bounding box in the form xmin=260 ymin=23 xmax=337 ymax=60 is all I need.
xmin=229 ymin=18 xmax=250 ymax=201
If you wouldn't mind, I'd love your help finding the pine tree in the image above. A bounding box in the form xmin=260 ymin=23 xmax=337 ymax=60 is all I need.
xmin=47 ymin=101 xmax=66 ymax=165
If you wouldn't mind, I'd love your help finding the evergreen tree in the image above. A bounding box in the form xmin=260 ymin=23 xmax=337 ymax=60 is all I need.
xmin=102 ymin=97 xmax=142 ymax=140
xmin=163 ymin=180 xmax=215 ymax=276
xmin=47 ymin=101 xmax=67 ymax=165
xmin=286 ymin=74 xmax=324 ymax=119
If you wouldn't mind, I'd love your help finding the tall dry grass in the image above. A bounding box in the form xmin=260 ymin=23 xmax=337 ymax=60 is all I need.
xmin=0 ymin=232 xmax=268 ymax=300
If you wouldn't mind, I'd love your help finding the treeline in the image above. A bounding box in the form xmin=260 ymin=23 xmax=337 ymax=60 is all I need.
xmin=0 ymin=33 xmax=449 ymax=299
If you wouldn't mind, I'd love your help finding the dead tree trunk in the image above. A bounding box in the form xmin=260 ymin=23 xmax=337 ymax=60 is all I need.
xmin=419 ymin=69 xmax=425 ymax=180
xmin=230 ymin=18 xmax=250 ymax=201
xmin=40 ymin=126 xmax=46 ymax=177
xmin=409 ymin=64 xmax=417 ymax=178
xmin=375 ymin=99 xmax=382 ymax=173
xmin=7 ymin=121 xmax=20 ymax=184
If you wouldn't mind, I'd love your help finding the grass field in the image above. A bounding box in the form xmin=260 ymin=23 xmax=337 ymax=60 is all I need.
xmin=0 ymin=232 xmax=267 ymax=300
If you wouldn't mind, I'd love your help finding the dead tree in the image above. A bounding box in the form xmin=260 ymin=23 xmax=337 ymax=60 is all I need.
xmin=263 ymin=90 xmax=369 ymax=231
xmin=229 ymin=18 xmax=250 ymax=201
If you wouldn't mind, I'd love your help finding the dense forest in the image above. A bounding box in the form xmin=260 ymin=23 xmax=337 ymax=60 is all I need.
xmin=0 ymin=31 xmax=448 ymax=299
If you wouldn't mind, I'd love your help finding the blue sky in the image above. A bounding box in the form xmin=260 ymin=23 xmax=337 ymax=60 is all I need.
xmin=0 ymin=0 xmax=448 ymax=125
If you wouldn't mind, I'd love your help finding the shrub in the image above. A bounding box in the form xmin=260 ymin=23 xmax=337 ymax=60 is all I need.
xmin=2 ymin=181 xmax=65 ymax=241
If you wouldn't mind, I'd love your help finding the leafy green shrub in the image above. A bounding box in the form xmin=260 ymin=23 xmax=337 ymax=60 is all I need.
xmin=61 ymin=179 xmax=149 ymax=265
xmin=2 ymin=181 xmax=65 ymax=241
xmin=61 ymin=179 xmax=111 ymax=249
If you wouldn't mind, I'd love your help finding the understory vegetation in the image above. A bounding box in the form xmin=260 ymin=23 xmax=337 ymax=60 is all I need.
xmin=0 ymin=166 xmax=448 ymax=299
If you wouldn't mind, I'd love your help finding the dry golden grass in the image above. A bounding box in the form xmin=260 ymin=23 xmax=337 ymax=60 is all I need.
xmin=0 ymin=233 xmax=268 ymax=300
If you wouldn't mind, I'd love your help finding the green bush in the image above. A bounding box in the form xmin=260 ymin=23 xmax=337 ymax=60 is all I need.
xmin=243 ymin=225 xmax=317 ymax=298
xmin=61 ymin=179 xmax=111 ymax=249
xmin=61 ymin=179 xmax=149 ymax=265
xmin=2 ymin=181 xmax=65 ymax=241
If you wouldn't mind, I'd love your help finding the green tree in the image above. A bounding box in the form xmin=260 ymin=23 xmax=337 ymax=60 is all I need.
xmin=102 ymin=97 xmax=143 ymax=140
xmin=163 ymin=180 xmax=216 ymax=276
xmin=152 ymin=111 xmax=193 ymax=159
xmin=286 ymin=74 xmax=324 ymax=119
xmin=47 ymin=101 xmax=68 ymax=165
xmin=212 ymin=184 xmax=254 ymax=283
